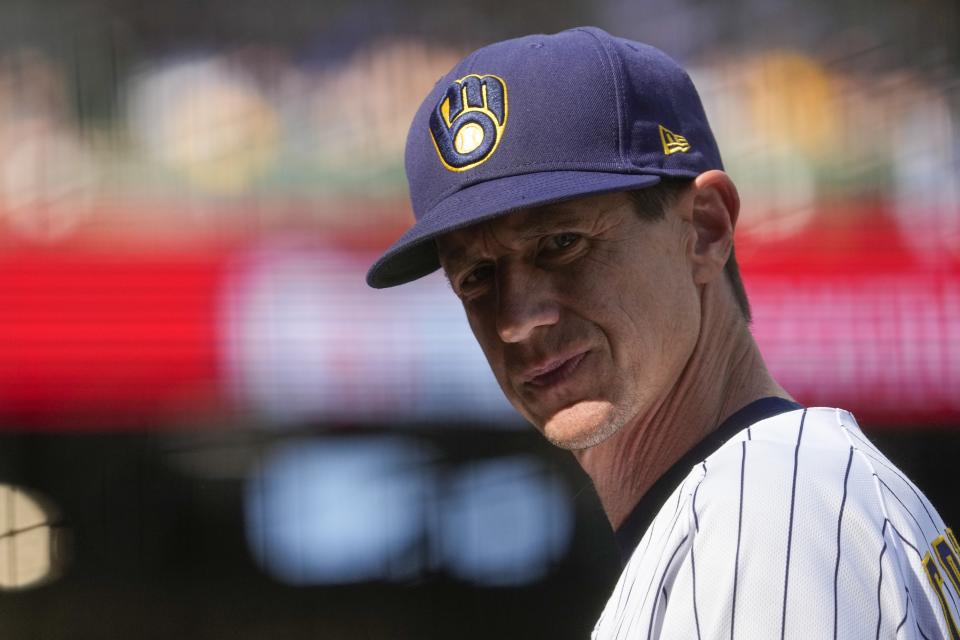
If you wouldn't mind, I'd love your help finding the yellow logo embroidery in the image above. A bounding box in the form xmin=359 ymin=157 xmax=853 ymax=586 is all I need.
xmin=659 ymin=124 xmax=691 ymax=155
xmin=923 ymin=527 xmax=960 ymax=638
xmin=429 ymin=74 xmax=508 ymax=172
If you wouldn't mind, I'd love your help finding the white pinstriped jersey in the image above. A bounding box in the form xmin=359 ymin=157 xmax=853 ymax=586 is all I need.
xmin=592 ymin=406 xmax=959 ymax=640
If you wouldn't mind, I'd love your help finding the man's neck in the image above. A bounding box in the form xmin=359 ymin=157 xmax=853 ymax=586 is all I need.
xmin=572 ymin=288 xmax=791 ymax=530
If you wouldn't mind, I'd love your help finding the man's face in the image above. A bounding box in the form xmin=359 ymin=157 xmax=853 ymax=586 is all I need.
xmin=436 ymin=191 xmax=703 ymax=450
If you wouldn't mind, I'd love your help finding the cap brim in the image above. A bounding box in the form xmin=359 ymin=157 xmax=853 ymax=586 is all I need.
xmin=366 ymin=170 xmax=661 ymax=288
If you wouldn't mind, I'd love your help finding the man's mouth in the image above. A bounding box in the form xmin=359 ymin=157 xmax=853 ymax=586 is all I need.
xmin=524 ymin=351 xmax=589 ymax=388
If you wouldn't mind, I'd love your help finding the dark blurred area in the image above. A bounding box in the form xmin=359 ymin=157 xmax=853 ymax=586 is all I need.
xmin=0 ymin=0 xmax=958 ymax=638
xmin=0 ymin=429 xmax=621 ymax=639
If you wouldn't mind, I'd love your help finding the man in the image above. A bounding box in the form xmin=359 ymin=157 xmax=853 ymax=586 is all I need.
xmin=366 ymin=27 xmax=959 ymax=639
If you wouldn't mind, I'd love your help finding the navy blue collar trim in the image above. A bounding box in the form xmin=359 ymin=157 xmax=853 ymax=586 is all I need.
xmin=613 ymin=397 xmax=803 ymax=564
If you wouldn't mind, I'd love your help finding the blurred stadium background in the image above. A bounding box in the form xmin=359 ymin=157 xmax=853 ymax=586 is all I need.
xmin=0 ymin=0 xmax=958 ymax=637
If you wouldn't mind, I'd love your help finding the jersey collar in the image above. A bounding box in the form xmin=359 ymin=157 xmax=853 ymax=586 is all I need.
xmin=613 ymin=396 xmax=804 ymax=564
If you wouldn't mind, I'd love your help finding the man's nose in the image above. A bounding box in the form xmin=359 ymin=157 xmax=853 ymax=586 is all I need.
xmin=495 ymin=266 xmax=559 ymax=343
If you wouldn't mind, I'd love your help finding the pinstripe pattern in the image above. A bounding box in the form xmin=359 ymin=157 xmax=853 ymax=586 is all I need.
xmin=731 ymin=442 xmax=747 ymax=640
xmin=898 ymin=587 xmax=912 ymax=634
xmin=591 ymin=407 xmax=957 ymax=640
xmin=889 ymin=521 xmax=923 ymax=558
xmin=877 ymin=476 xmax=928 ymax=534
xmin=842 ymin=428 xmax=939 ymax=529
xmin=691 ymin=462 xmax=707 ymax=640
xmin=611 ymin=485 xmax=690 ymax=639
xmin=691 ymin=535 xmax=702 ymax=640
xmin=877 ymin=536 xmax=889 ymax=640
xmin=780 ymin=409 xmax=807 ymax=640
xmin=901 ymin=583 xmax=933 ymax=640
xmin=833 ymin=446 xmax=855 ymax=640
xmin=647 ymin=536 xmax=689 ymax=638
xmin=692 ymin=462 xmax=706 ymax=533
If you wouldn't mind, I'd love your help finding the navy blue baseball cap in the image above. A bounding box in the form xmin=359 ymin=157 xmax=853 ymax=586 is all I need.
xmin=366 ymin=26 xmax=724 ymax=288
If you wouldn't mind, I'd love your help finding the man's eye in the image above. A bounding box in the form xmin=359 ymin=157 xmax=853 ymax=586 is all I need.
xmin=461 ymin=264 xmax=494 ymax=288
xmin=546 ymin=233 xmax=581 ymax=251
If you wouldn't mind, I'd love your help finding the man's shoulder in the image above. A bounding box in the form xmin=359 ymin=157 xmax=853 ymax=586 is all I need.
xmin=701 ymin=406 xmax=865 ymax=468
xmin=692 ymin=406 xmax=886 ymax=527
xmin=696 ymin=406 xmax=858 ymax=482
xmin=692 ymin=405 xmax=942 ymax=541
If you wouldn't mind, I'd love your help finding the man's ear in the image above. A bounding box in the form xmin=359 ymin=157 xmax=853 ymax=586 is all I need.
xmin=690 ymin=170 xmax=739 ymax=284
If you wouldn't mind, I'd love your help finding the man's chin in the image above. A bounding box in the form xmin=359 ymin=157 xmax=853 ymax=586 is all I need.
xmin=540 ymin=400 xmax=625 ymax=451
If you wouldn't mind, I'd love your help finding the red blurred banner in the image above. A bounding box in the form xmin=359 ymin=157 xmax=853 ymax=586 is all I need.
xmin=0 ymin=205 xmax=958 ymax=430
xmin=0 ymin=251 xmax=228 ymax=426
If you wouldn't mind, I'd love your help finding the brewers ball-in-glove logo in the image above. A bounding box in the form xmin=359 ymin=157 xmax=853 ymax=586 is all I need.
xmin=429 ymin=74 xmax=508 ymax=172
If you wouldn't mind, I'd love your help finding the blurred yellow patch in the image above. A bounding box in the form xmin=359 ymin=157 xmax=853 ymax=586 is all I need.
xmin=746 ymin=52 xmax=839 ymax=157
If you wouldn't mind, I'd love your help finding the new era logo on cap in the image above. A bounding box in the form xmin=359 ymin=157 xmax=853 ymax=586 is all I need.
xmin=659 ymin=125 xmax=691 ymax=155
xmin=429 ymin=74 xmax=508 ymax=172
